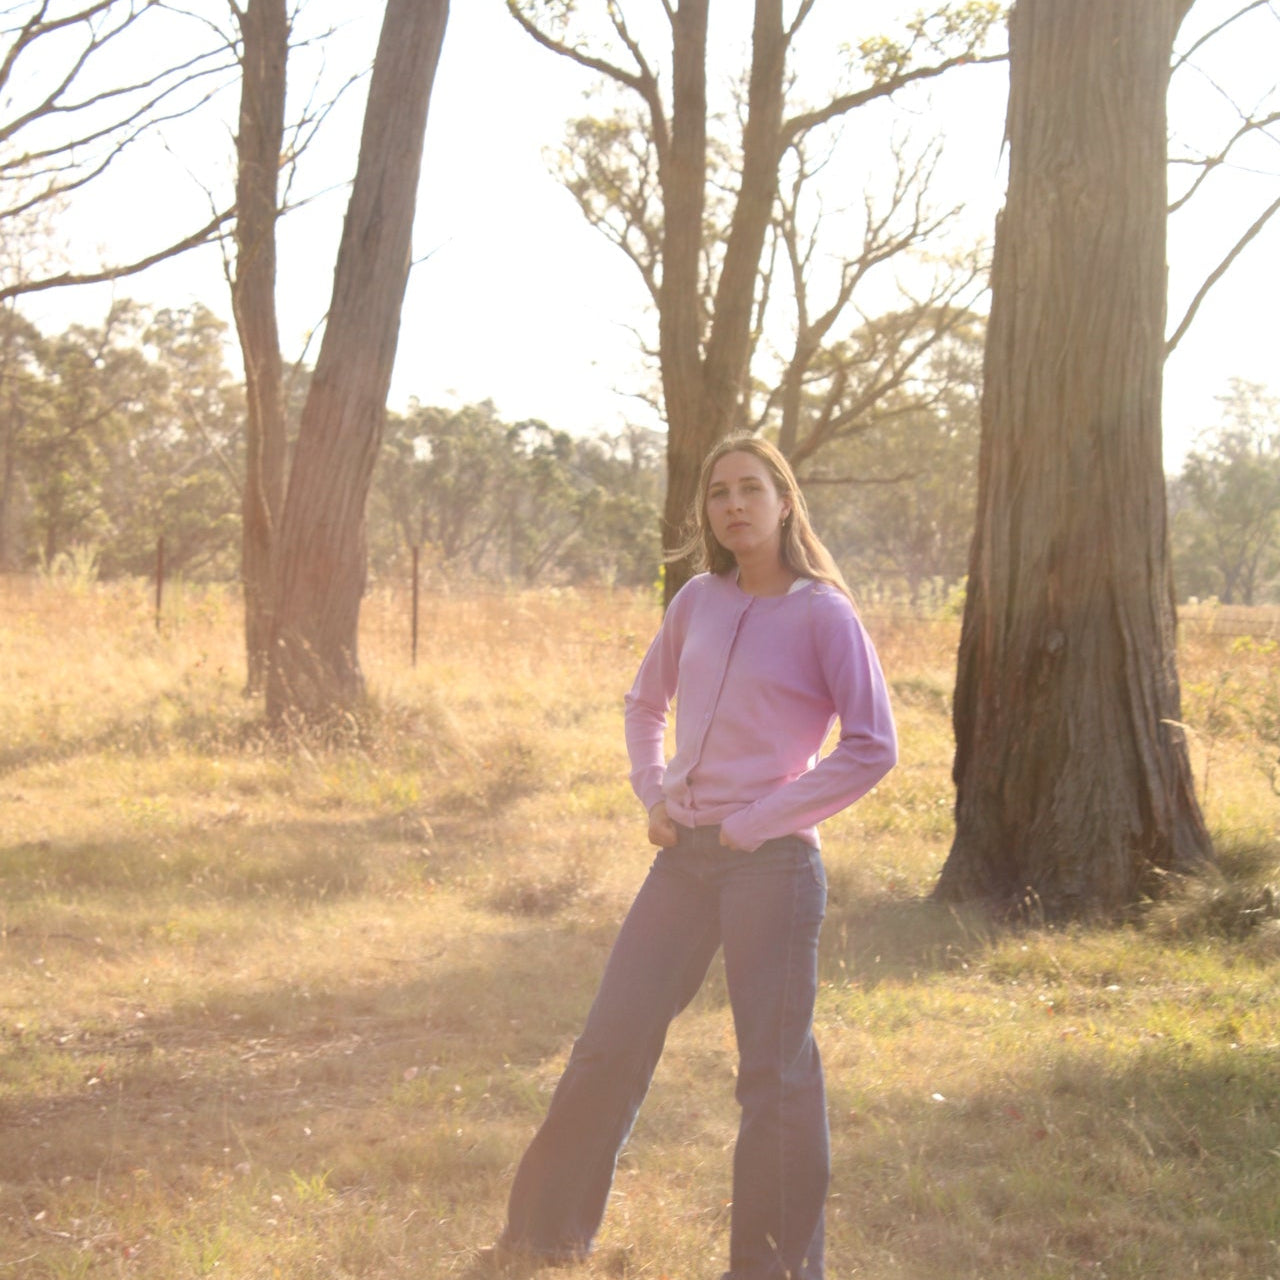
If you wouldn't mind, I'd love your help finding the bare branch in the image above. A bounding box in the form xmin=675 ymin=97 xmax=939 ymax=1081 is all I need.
xmin=1172 ymin=0 xmax=1271 ymax=69
xmin=785 ymin=0 xmax=818 ymax=43
xmin=1168 ymin=105 xmax=1280 ymax=212
xmin=605 ymin=0 xmax=660 ymax=92
xmin=783 ymin=52 xmax=1007 ymax=147
xmin=0 ymin=208 xmax=235 ymax=302
xmin=1166 ymin=190 xmax=1280 ymax=354
xmin=0 ymin=3 xmax=205 ymax=143
xmin=0 ymin=2 xmax=122 ymax=102
xmin=505 ymin=0 xmax=650 ymax=100
xmin=507 ymin=0 xmax=672 ymax=166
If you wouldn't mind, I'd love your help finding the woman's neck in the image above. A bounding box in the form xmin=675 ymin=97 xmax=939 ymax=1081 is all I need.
xmin=735 ymin=553 xmax=796 ymax=597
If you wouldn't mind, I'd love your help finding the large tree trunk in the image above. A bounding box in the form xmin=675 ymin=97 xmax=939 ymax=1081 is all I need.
xmin=265 ymin=0 xmax=450 ymax=724
xmin=935 ymin=0 xmax=1213 ymax=917
xmin=661 ymin=0 xmax=785 ymax=606
xmin=232 ymin=0 xmax=288 ymax=695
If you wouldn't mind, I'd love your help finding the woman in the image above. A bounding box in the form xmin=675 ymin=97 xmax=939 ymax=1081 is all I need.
xmin=491 ymin=436 xmax=897 ymax=1278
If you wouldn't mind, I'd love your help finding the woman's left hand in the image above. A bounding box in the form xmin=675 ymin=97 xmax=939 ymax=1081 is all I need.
xmin=718 ymin=827 xmax=747 ymax=851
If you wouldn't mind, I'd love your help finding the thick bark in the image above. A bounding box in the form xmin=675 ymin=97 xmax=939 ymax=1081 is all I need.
xmin=936 ymin=0 xmax=1213 ymax=917
xmin=232 ymin=0 xmax=288 ymax=695
xmin=265 ymin=0 xmax=449 ymax=724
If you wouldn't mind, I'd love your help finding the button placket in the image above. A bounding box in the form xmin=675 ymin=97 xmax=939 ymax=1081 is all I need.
xmin=684 ymin=597 xmax=753 ymax=794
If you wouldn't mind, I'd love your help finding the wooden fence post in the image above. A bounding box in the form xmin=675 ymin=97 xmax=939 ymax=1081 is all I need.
xmin=155 ymin=535 xmax=165 ymax=632
xmin=411 ymin=544 xmax=420 ymax=667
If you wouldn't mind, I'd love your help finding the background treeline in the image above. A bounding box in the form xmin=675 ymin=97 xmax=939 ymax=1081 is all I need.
xmin=1 ymin=299 xmax=1276 ymax=604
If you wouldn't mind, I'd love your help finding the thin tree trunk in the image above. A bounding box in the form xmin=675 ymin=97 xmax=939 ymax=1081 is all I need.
xmin=700 ymin=0 xmax=784 ymax=427
xmin=232 ymin=0 xmax=288 ymax=695
xmin=936 ymin=0 xmax=1213 ymax=917
xmin=266 ymin=0 xmax=449 ymax=724
xmin=661 ymin=0 xmax=786 ymax=606
xmin=0 ymin=316 xmax=21 ymax=570
xmin=0 ymin=401 xmax=16 ymax=570
xmin=657 ymin=0 xmax=709 ymax=604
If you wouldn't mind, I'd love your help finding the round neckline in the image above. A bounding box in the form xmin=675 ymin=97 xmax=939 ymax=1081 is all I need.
xmin=727 ymin=571 xmax=813 ymax=602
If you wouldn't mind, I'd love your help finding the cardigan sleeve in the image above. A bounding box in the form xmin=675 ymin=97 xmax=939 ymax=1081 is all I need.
xmin=622 ymin=581 xmax=693 ymax=813
xmin=719 ymin=588 xmax=898 ymax=851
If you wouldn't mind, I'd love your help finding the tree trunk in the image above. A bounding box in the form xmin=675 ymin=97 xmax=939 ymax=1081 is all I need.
xmin=265 ymin=0 xmax=450 ymax=724
xmin=935 ymin=0 xmax=1213 ymax=917
xmin=657 ymin=0 xmax=709 ymax=604
xmin=232 ymin=0 xmax=288 ymax=695
xmin=661 ymin=0 xmax=785 ymax=606
xmin=0 ymin=318 xmax=22 ymax=570
xmin=0 ymin=403 xmax=16 ymax=570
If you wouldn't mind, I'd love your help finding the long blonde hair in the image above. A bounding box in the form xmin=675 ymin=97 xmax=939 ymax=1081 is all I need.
xmin=673 ymin=435 xmax=854 ymax=605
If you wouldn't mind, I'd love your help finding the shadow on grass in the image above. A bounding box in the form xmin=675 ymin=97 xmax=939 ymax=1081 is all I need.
xmin=823 ymin=890 xmax=988 ymax=987
xmin=5 ymin=912 xmax=1279 ymax=1280
xmin=0 ymin=805 xmax=516 ymax=905
xmin=0 ymin=915 xmax=616 ymax=1191
xmin=0 ymin=696 xmax=265 ymax=780
xmin=823 ymin=1040 xmax=1280 ymax=1278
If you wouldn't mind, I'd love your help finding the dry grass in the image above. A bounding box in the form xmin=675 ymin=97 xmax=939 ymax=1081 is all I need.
xmin=1 ymin=576 xmax=1279 ymax=1279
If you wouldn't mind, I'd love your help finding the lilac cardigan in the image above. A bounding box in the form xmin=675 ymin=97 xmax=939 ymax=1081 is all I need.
xmin=624 ymin=572 xmax=898 ymax=852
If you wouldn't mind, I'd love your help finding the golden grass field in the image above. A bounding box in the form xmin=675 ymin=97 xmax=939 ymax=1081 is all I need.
xmin=2 ymin=575 xmax=1279 ymax=1279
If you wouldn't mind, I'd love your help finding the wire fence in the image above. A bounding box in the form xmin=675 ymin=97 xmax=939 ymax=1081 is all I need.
xmin=1178 ymin=604 xmax=1280 ymax=640
xmin=10 ymin=556 xmax=1280 ymax=648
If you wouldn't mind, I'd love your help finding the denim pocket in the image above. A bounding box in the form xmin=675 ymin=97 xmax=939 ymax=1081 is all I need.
xmin=737 ymin=836 xmax=826 ymax=894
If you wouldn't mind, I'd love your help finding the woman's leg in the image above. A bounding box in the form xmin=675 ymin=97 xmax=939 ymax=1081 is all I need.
xmin=502 ymin=842 xmax=722 ymax=1261
xmin=718 ymin=839 xmax=828 ymax=1280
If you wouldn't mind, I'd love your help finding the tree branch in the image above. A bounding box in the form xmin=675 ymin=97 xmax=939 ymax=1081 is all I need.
xmin=782 ymin=52 xmax=1007 ymax=148
xmin=0 ymin=208 xmax=235 ymax=301
xmin=1168 ymin=106 xmax=1280 ymax=212
xmin=505 ymin=1 xmax=648 ymax=99
xmin=1166 ymin=191 xmax=1280 ymax=354
xmin=1172 ymin=0 xmax=1269 ymax=64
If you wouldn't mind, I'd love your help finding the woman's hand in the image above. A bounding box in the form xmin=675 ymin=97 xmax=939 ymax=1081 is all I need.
xmin=647 ymin=801 xmax=678 ymax=847
xmin=718 ymin=827 xmax=748 ymax=851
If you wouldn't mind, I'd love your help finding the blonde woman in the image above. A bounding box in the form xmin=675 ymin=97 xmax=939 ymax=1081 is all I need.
xmin=491 ymin=436 xmax=897 ymax=1279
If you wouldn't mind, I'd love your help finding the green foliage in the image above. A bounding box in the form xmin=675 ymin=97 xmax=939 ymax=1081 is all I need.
xmin=1 ymin=300 xmax=244 ymax=578
xmin=855 ymin=2 xmax=1006 ymax=83
xmin=1172 ymin=380 xmax=1280 ymax=605
xmin=803 ymin=315 xmax=983 ymax=603
xmin=371 ymin=402 xmax=663 ymax=587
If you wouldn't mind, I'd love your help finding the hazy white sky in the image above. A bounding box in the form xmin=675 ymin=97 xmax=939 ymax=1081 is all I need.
xmin=20 ymin=0 xmax=1280 ymax=470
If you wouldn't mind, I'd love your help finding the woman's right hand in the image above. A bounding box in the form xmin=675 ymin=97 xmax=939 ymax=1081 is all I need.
xmin=647 ymin=800 xmax=678 ymax=848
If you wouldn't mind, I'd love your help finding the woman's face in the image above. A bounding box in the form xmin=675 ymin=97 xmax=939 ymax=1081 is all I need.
xmin=705 ymin=450 xmax=791 ymax=563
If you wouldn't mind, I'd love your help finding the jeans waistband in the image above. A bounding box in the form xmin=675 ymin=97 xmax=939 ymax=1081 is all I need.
xmin=671 ymin=821 xmax=818 ymax=857
xmin=673 ymin=821 xmax=723 ymax=852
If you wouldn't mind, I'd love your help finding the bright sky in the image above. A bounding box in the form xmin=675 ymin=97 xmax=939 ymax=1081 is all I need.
xmin=18 ymin=0 xmax=1280 ymax=471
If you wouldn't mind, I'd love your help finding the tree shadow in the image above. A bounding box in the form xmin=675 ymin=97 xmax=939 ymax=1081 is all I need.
xmin=822 ymin=890 xmax=988 ymax=986
xmin=0 ymin=918 xmax=615 ymax=1191
xmin=0 ymin=799 xmax=534 ymax=908
xmin=821 ymin=1039 xmax=1280 ymax=1277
